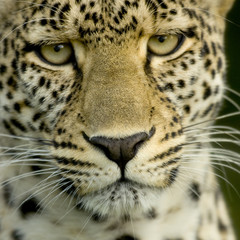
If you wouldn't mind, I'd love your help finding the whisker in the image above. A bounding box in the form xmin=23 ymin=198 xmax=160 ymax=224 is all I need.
xmin=183 ymin=111 xmax=240 ymax=130
xmin=1 ymin=168 xmax=56 ymax=186
xmin=0 ymin=133 xmax=53 ymax=146
xmin=224 ymin=86 xmax=240 ymax=98
xmin=223 ymin=95 xmax=240 ymax=111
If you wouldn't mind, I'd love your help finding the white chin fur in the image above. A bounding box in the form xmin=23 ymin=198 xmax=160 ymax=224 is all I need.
xmin=78 ymin=181 xmax=162 ymax=218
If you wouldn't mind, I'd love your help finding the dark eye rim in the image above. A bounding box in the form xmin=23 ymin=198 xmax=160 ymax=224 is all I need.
xmin=34 ymin=43 xmax=75 ymax=66
xmin=147 ymin=34 xmax=185 ymax=57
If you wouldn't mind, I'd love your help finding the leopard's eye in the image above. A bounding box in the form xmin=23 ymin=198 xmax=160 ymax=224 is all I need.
xmin=38 ymin=43 xmax=73 ymax=65
xmin=147 ymin=34 xmax=185 ymax=56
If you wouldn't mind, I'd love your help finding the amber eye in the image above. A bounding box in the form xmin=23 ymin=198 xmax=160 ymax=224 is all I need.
xmin=38 ymin=43 xmax=73 ymax=65
xmin=147 ymin=34 xmax=185 ymax=56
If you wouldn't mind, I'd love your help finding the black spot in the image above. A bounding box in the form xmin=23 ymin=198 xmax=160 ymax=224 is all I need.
xmin=167 ymin=70 xmax=175 ymax=76
xmin=132 ymin=16 xmax=138 ymax=25
xmin=20 ymin=197 xmax=42 ymax=218
xmin=38 ymin=77 xmax=45 ymax=87
xmin=3 ymin=120 xmax=15 ymax=135
xmin=114 ymin=16 xmax=120 ymax=24
xmin=157 ymin=0 xmax=168 ymax=9
xmin=199 ymin=15 xmax=205 ymax=28
xmin=10 ymin=119 xmax=26 ymax=132
xmin=20 ymin=62 xmax=27 ymax=73
xmin=190 ymin=59 xmax=196 ymax=64
xmin=11 ymin=59 xmax=17 ymax=69
xmin=92 ymin=12 xmax=99 ymax=24
xmin=183 ymin=8 xmax=194 ymax=18
xmin=80 ymin=4 xmax=86 ymax=12
xmin=145 ymin=0 xmax=158 ymax=18
xmin=39 ymin=0 xmax=47 ymax=10
xmin=3 ymin=39 xmax=9 ymax=56
xmin=90 ymin=1 xmax=95 ymax=8
xmin=201 ymin=103 xmax=214 ymax=118
xmin=200 ymin=41 xmax=210 ymax=57
xmin=172 ymin=116 xmax=178 ymax=123
xmin=217 ymin=57 xmax=223 ymax=71
xmin=40 ymin=19 xmax=47 ymax=26
xmin=85 ymin=12 xmax=90 ymax=20
xmin=0 ymin=64 xmax=7 ymax=74
xmin=59 ymin=3 xmax=70 ymax=23
xmin=211 ymin=69 xmax=216 ymax=79
xmin=204 ymin=59 xmax=212 ymax=69
xmin=39 ymin=97 xmax=45 ymax=104
xmin=46 ymin=79 xmax=51 ymax=89
xmin=50 ymin=3 xmax=60 ymax=17
xmin=2 ymin=182 xmax=13 ymax=207
xmin=61 ymin=3 xmax=70 ymax=13
xmin=211 ymin=42 xmax=217 ymax=56
xmin=203 ymin=86 xmax=212 ymax=100
xmin=218 ymin=218 xmax=228 ymax=232
xmin=7 ymin=77 xmax=17 ymax=89
xmin=183 ymin=27 xmax=196 ymax=38
xmin=183 ymin=105 xmax=191 ymax=114
xmin=13 ymin=103 xmax=21 ymax=113
xmin=116 ymin=235 xmax=139 ymax=240
xmin=146 ymin=208 xmax=157 ymax=219
xmin=7 ymin=92 xmax=13 ymax=99
xmin=169 ymin=9 xmax=177 ymax=15
xmin=160 ymin=12 xmax=167 ymax=19
xmin=33 ymin=113 xmax=42 ymax=122
xmin=91 ymin=213 xmax=107 ymax=222
xmin=181 ymin=61 xmax=188 ymax=70
xmin=164 ymin=83 xmax=174 ymax=91
xmin=31 ymin=165 xmax=43 ymax=173
xmin=177 ymin=79 xmax=185 ymax=88
xmin=189 ymin=182 xmax=201 ymax=201
xmin=125 ymin=0 xmax=131 ymax=7
xmin=50 ymin=20 xmax=60 ymax=30
xmin=168 ymin=167 xmax=179 ymax=185
xmin=52 ymin=91 xmax=58 ymax=98
xmin=66 ymin=93 xmax=72 ymax=102
xmin=11 ymin=229 xmax=24 ymax=240
xmin=59 ymin=177 xmax=76 ymax=196
xmin=214 ymin=85 xmax=219 ymax=95
xmin=190 ymin=76 xmax=198 ymax=85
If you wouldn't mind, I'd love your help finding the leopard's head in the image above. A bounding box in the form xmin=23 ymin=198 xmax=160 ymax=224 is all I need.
xmin=0 ymin=0 xmax=235 ymax=217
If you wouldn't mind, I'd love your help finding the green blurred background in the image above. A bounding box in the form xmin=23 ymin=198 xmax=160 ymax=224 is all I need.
xmin=220 ymin=0 xmax=240 ymax=237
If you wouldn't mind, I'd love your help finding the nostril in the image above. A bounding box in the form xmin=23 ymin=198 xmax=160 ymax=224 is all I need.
xmin=119 ymin=132 xmax=149 ymax=161
xmin=83 ymin=127 xmax=155 ymax=174
xmin=90 ymin=136 xmax=122 ymax=162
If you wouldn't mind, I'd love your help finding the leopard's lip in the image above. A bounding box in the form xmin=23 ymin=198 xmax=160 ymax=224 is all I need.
xmin=58 ymin=173 xmax=158 ymax=198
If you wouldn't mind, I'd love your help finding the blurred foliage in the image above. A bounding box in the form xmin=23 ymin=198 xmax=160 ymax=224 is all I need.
xmin=220 ymin=0 xmax=240 ymax=237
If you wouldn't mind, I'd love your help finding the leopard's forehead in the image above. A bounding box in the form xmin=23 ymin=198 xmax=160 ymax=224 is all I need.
xmin=21 ymin=0 xmax=203 ymax=45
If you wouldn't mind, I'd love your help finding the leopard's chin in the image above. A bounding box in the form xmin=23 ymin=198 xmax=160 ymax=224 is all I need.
xmin=76 ymin=180 xmax=162 ymax=219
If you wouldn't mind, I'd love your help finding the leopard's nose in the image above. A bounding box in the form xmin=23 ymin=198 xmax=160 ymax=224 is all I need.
xmin=83 ymin=128 xmax=155 ymax=174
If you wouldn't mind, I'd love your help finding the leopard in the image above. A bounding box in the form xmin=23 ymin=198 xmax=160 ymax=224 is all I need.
xmin=0 ymin=0 xmax=238 ymax=239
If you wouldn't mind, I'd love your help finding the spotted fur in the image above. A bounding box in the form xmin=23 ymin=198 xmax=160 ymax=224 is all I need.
xmin=0 ymin=0 xmax=237 ymax=239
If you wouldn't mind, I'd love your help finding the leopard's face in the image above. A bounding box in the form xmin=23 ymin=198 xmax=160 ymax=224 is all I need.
xmin=0 ymin=0 xmax=234 ymax=218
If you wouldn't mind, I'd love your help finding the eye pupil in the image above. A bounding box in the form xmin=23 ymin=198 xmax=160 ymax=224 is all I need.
xmin=158 ymin=35 xmax=167 ymax=43
xmin=54 ymin=45 xmax=64 ymax=52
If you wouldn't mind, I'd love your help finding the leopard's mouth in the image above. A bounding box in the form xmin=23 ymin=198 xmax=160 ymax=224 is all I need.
xmin=55 ymin=163 xmax=183 ymax=219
